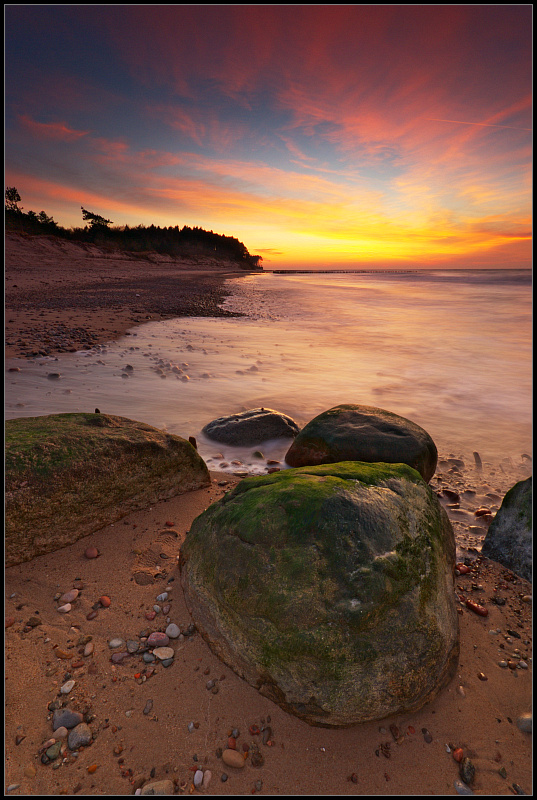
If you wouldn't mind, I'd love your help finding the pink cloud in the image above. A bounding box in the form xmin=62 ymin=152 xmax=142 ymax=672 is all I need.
xmin=18 ymin=114 xmax=89 ymax=141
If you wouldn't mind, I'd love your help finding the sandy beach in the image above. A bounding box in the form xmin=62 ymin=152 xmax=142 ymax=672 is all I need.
xmin=4 ymin=234 xmax=532 ymax=796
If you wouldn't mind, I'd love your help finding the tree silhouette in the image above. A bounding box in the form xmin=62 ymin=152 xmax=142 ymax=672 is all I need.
xmin=5 ymin=186 xmax=22 ymax=213
xmin=81 ymin=206 xmax=113 ymax=228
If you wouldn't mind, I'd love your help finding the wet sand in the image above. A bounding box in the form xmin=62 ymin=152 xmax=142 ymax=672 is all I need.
xmin=4 ymin=233 xmax=533 ymax=795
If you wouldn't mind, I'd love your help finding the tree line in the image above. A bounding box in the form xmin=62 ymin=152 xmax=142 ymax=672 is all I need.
xmin=5 ymin=187 xmax=262 ymax=268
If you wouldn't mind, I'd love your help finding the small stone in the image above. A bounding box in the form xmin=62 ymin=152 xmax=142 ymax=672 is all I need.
xmin=454 ymin=779 xmax=475 ymax=795
xmin=127 ymin=640 xmax=140 ymax=654
xmin=84 ymin=546 xmax=99 ymax=559
xmin=111 ymin=651 xmax=130 ymax=664
xmin=99 ymin=596 xmax=111 ymax=607
xmin=459 ymin=757 xmax=476 ymax=785
xmin=517 ymin=661 xmax=528 ymax=670
xmin=477 ymin=672 xmax=488 ymax=681
xmin=60 ymin=589 xmax=79 ymax=604
xmin=68 ymin=723 xmax=92 ymax=750
xmin=516 ymin=713 xmax=532 ymax=733
xmin=193 ymin=770 xmax=203 ymax=788
xmin=83 ymin=642 xmax=94 ymax=657
xmin=53 ymin=709 xmax=84 ymax=730
xmin=147 ymin=631 xmax=169 ymax=647
xmin=222 ymin=749 xmax=245 ymax=769
xmin=143 ymin=652 xmax=156 ymax=663
xmin=143 ymin=700 xmax=154 ymax=715
xmin=57 ymin=603 xmax=72 ymax=613
xmin=108 ymin=637 xmax=125 ymax=649
xmin=165 ymin=623 xmax=181 ymax=639
xmin=153 ymin=646 xmax=174 ymax=661
xmin=52 ymin=726 xmax=68 ymax=739
xmin=140 ymin=779 xmax=174 ymax=795
xmin=156 ymin=592 xmax=168 ymax=602
xmin=46 ymin=742 xmax=62 ymax=761
xmin=60 ymin=679 xmax=75 ymax=694
xmin=24 ymin=765 xmax=36 ymax=778
xmin=498 ymin=660 xmax=508 ymax=668
xmin=202 ymin=770 xmax=212 ymax=790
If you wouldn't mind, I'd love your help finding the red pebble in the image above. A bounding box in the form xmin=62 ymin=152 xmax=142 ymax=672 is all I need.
xmin=465 ymin=599 xmax=488 ymax=617
xmin=165 ymin=521 xmax=174 ymax=527
xmin=228 ymin=737 xmax=237 ymax=749
xmin=453 ymin=748 xmax=464 ymax=763
xmin=145 ymin=611 xmax=156 ymax=620
xmin=84 ymin=546 xmax=99 ymax=559
xmin=249 ymin=725 xmax=260 ymax=735
xmin=86 ymin=611 xmax=98 ymax=620
xmin=5 ymin=617 xmax=15 ymax=628
xmin=456 ymin=564 xmax=470 ymax=574
xmin=99 ymin=596 xmax=111 ymax=608
xmin=407 ymin=726 xmax=415 ymax=735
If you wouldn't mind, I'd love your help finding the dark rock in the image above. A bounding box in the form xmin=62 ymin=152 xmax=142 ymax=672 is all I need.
xmin=52 ymin=708 xmax=84 ymax=731
xmin=284 ymin=405 xmax=438 ymax=483
xmin=481 ymin=477 xmax=532 ymax=581
xmin=202 ymin=408 xmax=300 ymax=446
xmin=5 ymin=413 xmax=210 ymax=566
xmin=180 ymin=461 xmax=459 ymax=727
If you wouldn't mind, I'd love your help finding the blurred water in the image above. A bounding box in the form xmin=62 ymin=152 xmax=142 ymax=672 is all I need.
xmin=5 ymin=269 xmax=532 ymax=473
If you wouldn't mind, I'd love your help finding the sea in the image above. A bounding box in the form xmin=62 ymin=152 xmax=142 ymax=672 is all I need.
xmin=5 ymin=269 xmax=532 ymax=476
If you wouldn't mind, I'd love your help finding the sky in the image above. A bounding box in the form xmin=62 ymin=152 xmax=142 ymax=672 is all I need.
xmin=4 ymin=5 xmax=532 ymax=269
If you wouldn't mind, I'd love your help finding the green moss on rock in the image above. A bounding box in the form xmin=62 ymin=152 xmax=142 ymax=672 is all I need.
xmin=180 ymin=461 xmax=459 ymax=726
xmin=6 ymin=413 xmax=210 ymax=566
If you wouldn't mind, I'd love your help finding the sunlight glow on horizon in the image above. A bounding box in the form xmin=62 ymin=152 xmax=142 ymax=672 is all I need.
xmin=5 ymin=6 xmax=532 ymax=269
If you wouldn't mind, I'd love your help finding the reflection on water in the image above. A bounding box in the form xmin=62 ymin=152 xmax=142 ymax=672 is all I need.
xmin=5 ymin=270 xmax=532 ymax=473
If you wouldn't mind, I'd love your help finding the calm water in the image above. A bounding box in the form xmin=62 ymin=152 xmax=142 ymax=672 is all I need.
xmin=5 ymin=269 xmax=532 ymax=474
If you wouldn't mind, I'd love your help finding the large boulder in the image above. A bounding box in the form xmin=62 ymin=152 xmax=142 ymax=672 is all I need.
xmin=5 ymin=413 xmax=210 ymax=566
xmin=285 ymin=405 xmax=438 ymax=482
xmin=201 ymin=407 xmax=300 ymax=446
xmin=482 ymin=477 xmax=532 ymax=581
xmin=180 ymin=461 xmax=459 ymax=726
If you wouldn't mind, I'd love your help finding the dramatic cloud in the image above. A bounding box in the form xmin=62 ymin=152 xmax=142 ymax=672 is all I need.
xmin=5 ymin=5 xmax=531 ymax=268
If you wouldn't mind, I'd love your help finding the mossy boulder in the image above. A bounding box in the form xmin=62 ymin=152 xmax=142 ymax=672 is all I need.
xmin=180 ymin=461 xmax=459 ymax=726
xmin=202 ymin=407 xmax=300 ymax=446
xmin=482 ymin=477 xmax=532 ymax=581
xmin=5 ymin=413 xmax=210 ymax=566
xmin=284 ymin=405 xmax=438 ymax=482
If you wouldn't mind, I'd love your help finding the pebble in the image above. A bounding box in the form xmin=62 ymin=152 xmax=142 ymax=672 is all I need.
xmin=202 ymin=770 xmax=212 ymax=790
xmin=143 ymin=652 xmax=156 ymax=663
xmin=143 ymin=700 xmax=153 ymax=715
xmin=165 ymin=623 xmax=181 ymax=638
xmin=53 ymin=709 xmax=83 ymax=730
xmin=52 ymin=726 xmax=68 ymax=739
xmin=454 ymin=779 xmax=475 ymax=795
xmin=459 ymin=757 xmax=476 ymax=785
xmin=109 ymin=637 xmax=125 ymax=649
xmin=193 ymin=770 xmax=204 ymax=788
xmin=84 ymin=546 xmax=99 ymax=559
xmin=68 ymin=722 xmax=92 ymax=750
xmin=99 ymin=596 xmax=111 ymax=607
xmin=127 ymin=640 xmax=140 ymax=654
xmin=156 ymin=592 xmax=168 ymax=602
xmin=46 ymin=741 xmax=62 ymax=761
xmin=147 ymin=631 xmax=169 ymax=647
xmin=84 ymin=642 xmax=94 ymax=657
xmin=60 ymin=679 xmax=75 ymax=694
xmin=153 ymin=646 xmax=174 ymax=661
xmin=222 ymin=749 xmax=245 ymax=769
xmin=140 ymin=779 xmax=174 ymax=795
xmin=60 ymin=589 xmax=79 ymax=604
xmin=111 ymin=651 xmax=130 ymax=663
xmin=517 ymin=661 xmax=528 ymax=670
xmin=516 ymin=713 xmax=532 ymax=733
xmin=57 ymin=603 xmax=72 ymax=613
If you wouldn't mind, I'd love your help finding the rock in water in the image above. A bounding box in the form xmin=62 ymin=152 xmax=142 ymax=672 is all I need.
xmin=180 ymin=461 xmax=459 ymax=726
xmin=284 ymin=405 xmax=438 ymax=483
xmin=5 ymin=413 xmax=210 ymax=567
xmin=201 ymin=408 xmax=300 ymax=446
xmin=481 ymin=477 xmax=532 ymax=581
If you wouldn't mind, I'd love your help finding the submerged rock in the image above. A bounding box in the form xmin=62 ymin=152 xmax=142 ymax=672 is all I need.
xmin=482 ymin=477 xmax=532 ymax=581
xmin=284 ymin=405 xmax=438 ymax=483
xmin=5 ymin=413 xmax=210 ymax=567
xmin=180 ymin=461 xmax=459 ymax=726
xmin=202 ymin=408 xmax=300 ymax=446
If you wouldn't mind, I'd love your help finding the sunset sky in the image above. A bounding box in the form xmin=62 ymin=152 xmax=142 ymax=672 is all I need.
xmin=5 ymin=5 xmax=532 ymax=269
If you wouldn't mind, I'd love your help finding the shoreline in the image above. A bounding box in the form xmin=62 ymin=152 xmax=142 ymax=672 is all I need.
xmin=5 ymin=232 xmax=257 ymax=360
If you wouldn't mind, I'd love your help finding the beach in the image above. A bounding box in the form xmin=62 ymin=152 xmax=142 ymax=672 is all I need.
xmin=4 ymin=234 xmax=532 ymax=796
